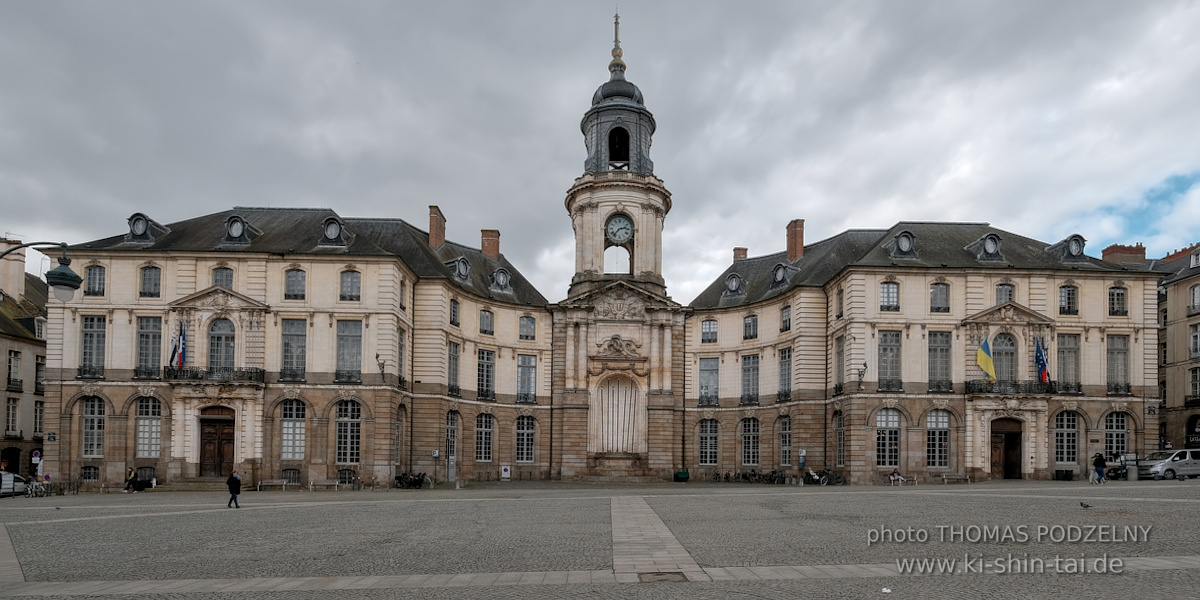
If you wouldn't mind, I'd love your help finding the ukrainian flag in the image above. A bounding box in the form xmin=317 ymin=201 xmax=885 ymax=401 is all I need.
xmin=976 ymin=338 xmax=996 ymax=381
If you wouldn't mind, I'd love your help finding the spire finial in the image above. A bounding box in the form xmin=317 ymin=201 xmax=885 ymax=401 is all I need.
xmin=608 ymin=11 xmax=626 ymax=79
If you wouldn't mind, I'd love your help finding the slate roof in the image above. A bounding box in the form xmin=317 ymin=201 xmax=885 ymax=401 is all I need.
xmin=690 ymin=222 xmax=1168 ymax=310
xmin=1155 ymin=250 xmax=1200 ymax=286
xmin=70 ymin=208 xmax=548 ymax=307
xmin=0 ymin=274 xmax=46 ymax=341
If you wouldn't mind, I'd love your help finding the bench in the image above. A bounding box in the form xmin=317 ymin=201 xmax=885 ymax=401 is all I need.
xmin=257 ymin=479 xmax=289 ymax=491
xmin=309 ymin=479 xmax=339 ymax=491
xmin=941 ymin=474 xmax=971 ymax=484
xmin=888 ymin=474 xmax=916 ymax=486
xmin=100 ymin=481 xmax=123 ymax=493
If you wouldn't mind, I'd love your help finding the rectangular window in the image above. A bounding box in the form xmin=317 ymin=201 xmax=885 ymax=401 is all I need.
xmin=1107 ymin=335 xmax=1129 ymax=394
xmin=34 ymin=400 xmax=44 ymax=434
xmin=779 ymin=305 xmax=791 ymax=332
xmin=449 ymin=299 xmax=460 ymax=326
xmin=880 ymin=282 xmax=899 ymax=311
xmin=835 ymin=336 xmax=845 ymax=390
xmin=477 ymin=349 xmax=495 ymax=400
xmin=85 ymin=265 xmax=105 ymax=296
xmin=6 ymin=351 xmax=19 ymax=391
xmin=5 ymin=398 xmax=16 ymax=432
xmin=876 ymin=410 xmax=900 ymax=467
xmin=996 ymin=283 xmax=1014 ymax=305
xmin=82 ymin=399 xmax=104 ymax=457
xmin=140 ymin=267 xmax=160 ymax=298
xmin=926 ymin=410 xmax=949 ymax=468
xmin=135 ymin=398 xmax=161 ymax=458
xmin=836 ymin=289 xmax=844 ymax=318
xmin=397 ymin=328 xmax=405 ymax=376
xmin=1057 ymin=334 xmax=1080 ymax=393
xmin=835 ymin=413 xmax=845 ymax=467
xmin=1191 ymin=367 xmax=1200 ymax=397
xmin=743 ymin=315 xmax=758 ymax=340
xmin=928 ymin=331 xmax=951 ymax=392
xmin=1190 ymin=324 xmax=1200 ymax=358
xmin=336 ymin=422 xmax=360 ymax=464
xmin=699 ymin=420 xmax=718 ymax=466
xmin=448 ymin=342 xmax=460 ymax=395
xmin=479 ymin=310 xmax=494 ymax=335
xmin=284 ymin=270 xmax=306 ymax=300
xmin=519 ymin=316 xmax=536 ymax=340
xmin=476 ymin=415 xmax=493 ymax=462
xmin=699 ymin=358 xmax=719 ymax=405
xmin=281 ymin=319 xmax=306 ymax=380
xmin=701 ymin=320 xmax=717 ymax=343
xmin=399 ymin=280 xmax=407 ymax=310
xmin=930 ymin=283 xmax=950 ymax=313
xmin=1055 ymin=411 xmax=1078 ymax=463
xmin=516 ymin=416 xmax=535 ymax=463
xmin=80 ymin=315 xmax=106 ymax=377
xmin=281 ymin=401 xmax=306 ymax=461
xmin=1059 ymin=285 xmax=1078 ymax=315
xmin=212 ymin=267 xmax=233 ymax=289
xmin=517 ymin=354 xmax=536 ymax=403
xmin=335 ymin=320 xmax=362 ymax=382
xmin=740 ymin=354 xmax=759 ymax=404
xmin=339 ymin=271 xmax=361 ymax=301
xmin=136 ymin=317 xmax=161 ymax=378
xmin=35 ymin=355 xmax=44 ymax=394
xmin=1105 ymin=413 xmax=1127 ymax=458
xmin=741 ymin=419 xmax=760 ymax=465
xmin=779 ymin=417 xmax=792 ymax=467
xmin=778 ymin=347 xmax=792 ymax=400
xmin=1108 ymin=287 xmax=1127 ymax=316
xmin=878 ymin=330 xmax=902 ymax=391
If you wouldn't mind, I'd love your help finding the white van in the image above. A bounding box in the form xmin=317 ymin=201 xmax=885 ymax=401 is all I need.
xmin=1138 ymin=449 xmax=1200 ymax=480
xmin=1 ymin=472 xmax=25 ymax=497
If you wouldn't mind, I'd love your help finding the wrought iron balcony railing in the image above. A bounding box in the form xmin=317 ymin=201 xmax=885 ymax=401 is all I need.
xmin=698 ymin=394 xmax=719 ymax=406
xmin=1184 ymin=396 xmax=1200 ymax=408
xmin=1057 ymin=381 xmax=1082 ymax=394
xmin=397 ymin=376 xmax=408 ymax=391
xmin=279 ymin=368 xmax=306 ymax=382
xmin=76 ymin=366 xmax=105 ymax=379
xmin=133 ymin=367 xmax=160 ymax=379
xmin=739 ymin=394 xmax=759 ymax=405
xmin=516 ymin=392 xmax=536 ymax=404
xmin=966 ymin=380 xmax=1057 ymax=394
xmin=1107 ymin=382 xmax=1132 ymax=396
xmin=448 ymin=384 xmax=461 ymax=398
xmin=880 ymin=304 xmax=900 ymax=312
xmin=477 ymin=389 xmax=495 ymax=401
xmin=833 ymin=383 xmax=844 ymax=397
xmin=927 ymin=380 xmax=953 ymax=393
xmin=1188 ymin=303 xmax=1200 ymax=316
xmin=34 ymin=381 xmax=44 ymax=395
xmin=6 ymin=377 xmax=22 ymax=392
xmin=777 ymin=390 xmax=791 ymax=402
xmin=334 ymin=369 xmax=361 ymax=383
xmin=163 ymin=366 xmax=265 ymax=383
xmin=878 ymin=379 xmax=904 ymax=392
xmin=1059 ymin=307 xmax=1079 ymax=315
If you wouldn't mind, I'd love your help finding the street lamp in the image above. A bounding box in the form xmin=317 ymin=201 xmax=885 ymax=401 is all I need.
xmin=0 ymin=242 xmax=82 ymax=302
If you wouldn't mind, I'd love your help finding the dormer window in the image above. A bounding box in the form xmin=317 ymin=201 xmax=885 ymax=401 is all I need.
xmin=222 ymin=215 xmax=259 ymax=245
xmin=320 ymin=217 xmax=347 ymax=246
xmin=1050 ymin=234 xmax=1089 ymax=262
xmin=972 ymin=233 xmax=1004 ymax=262
xmin=771 ymin=264 xmax=790 ymax=287
xmin=1191 ymin=252 xmax=1200 ymax=269
xmin=446 ymin=258 xmax=470 ymax=281
xmin=125 ymin=213 xmax=168 ymax=244
xmin=723 ymin=273 xmax=745 ymax=297
xmin=893 ymin=231 xmax=917 ymax=258
xmin=490 ymin=269 xmax=512 ymax=292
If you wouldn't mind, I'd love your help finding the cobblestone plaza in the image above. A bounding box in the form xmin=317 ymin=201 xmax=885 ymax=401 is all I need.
xmin=3 ymin=480 xmax=1200 ymax=598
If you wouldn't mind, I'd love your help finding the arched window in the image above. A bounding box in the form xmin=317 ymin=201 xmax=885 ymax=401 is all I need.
xmin=82 ymin=397 xmax=105 ymax=457
xmin=516 ymin=416 xmax=535 ymax=463
xmin=778 ymin=416 xmax=792 ymax=467
xmin=476 ymin=413 xmax=494 ymax=462
xmin=284 ymin=269 xmax=306 ymax=300
xmin=993 ymin=334 xmax=1017 ymax=383
xmin=340 ymin=270 xmax=361 ymax=301
xmin=335 ymin=400 xmax=361 ymax=464
xmin=876 ymin=408 xmax=900 ymax=467
xmin=1105 ymin=412 xmax=1129 ymax=458
xmin=208 ymin=319 xmax=235 ymax=373
xmin=1054 ymin=411 xmax=1079 ymax=463
xmin=281 ymin=399 xmax=306 ymax=460
xmin=741 ymin=418 xmax=760 ymax=466
xmin=607 ymin=127 xmax=630 ymax=167
xmin=699 ymin=419 xmax=718 ymax=466
xmin=445 ymin=412 xmax=459 ymax=459
xmin=926 ymin=409 xmax=950 ymax=467
xmin=135 ymin=397 xmax=161 ymax=458
xmin=140 ymin=266 xmax=161 ymax=298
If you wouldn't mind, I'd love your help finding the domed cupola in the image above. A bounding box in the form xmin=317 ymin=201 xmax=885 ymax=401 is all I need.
xmin=581 ymin=13 xmax=656 ymax=175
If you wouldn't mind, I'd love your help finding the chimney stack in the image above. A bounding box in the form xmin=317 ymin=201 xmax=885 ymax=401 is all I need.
xmin=428 ymin=206 xmax=447 ymax=249
xmin=733 ymin=247 xmax=748 ymax=261
xmin=0 ymin=238 xmax=27 ymax=299
xmin=481 ymin=229 xmax=500 ymax=260
xmin=1101 ymin=242 xmax=1146 ymax=265
xmin=787 ymin=219 xmax=805 ymax=262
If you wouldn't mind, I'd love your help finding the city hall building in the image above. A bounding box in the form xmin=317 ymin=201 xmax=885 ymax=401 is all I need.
xmin=43 ymin=29 xmax=1166 ymax=487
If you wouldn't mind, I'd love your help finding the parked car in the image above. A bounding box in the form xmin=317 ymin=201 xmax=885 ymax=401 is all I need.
xmin=1138 ymin=450 xmax=1200 ymax=480
xmin=1 ymin=472 xmax=27 ymax=497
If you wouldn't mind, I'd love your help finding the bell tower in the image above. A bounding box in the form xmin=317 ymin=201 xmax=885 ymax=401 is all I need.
xmin=565 ymin=13 xmax=672 ymax=299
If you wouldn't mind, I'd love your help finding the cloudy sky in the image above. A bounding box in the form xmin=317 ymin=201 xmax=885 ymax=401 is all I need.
xmin=4 ymin=1 xmax=1200 ymax=303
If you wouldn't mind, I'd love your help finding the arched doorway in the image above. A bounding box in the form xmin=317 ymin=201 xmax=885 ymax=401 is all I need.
xmin=199 ymin=406 xmax=235 ymax=477
xmin=990 ymin=418 xmax=1022 ymax=479
xmin=589 ymin=376 xmax=645 ymax=454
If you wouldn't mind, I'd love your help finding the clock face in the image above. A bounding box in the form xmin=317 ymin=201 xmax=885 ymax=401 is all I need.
xmin=325 ymin=221 xmax=341 ymax=240
xmin=228 ymin=219 xmax=244 ymax=238
xmin=131 ymin=217 xmax=147 ymax=236
xmin=606 ymin=215 xmax=633 ymax=243
xmin=984 ymin=236 xmax=998 ymax=254
xmin=897 ymin=233 xmax=913 ymax=253
xmin=773 ymin=265 xmax=786 ymax=283
xmin=494 ymin=270 xmax=509 ymax=287
xmin=726 ymin=275 xmax=741 ymax=292
xmin=1069 ymin=238 xmax=1082 ymax=256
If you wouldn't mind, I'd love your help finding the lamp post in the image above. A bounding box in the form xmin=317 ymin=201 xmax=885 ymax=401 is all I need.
xmin=0 ymin=242 xmax=83 ymax=302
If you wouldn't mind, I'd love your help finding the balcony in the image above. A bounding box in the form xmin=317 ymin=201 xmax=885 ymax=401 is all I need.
xmin=878 ymin=379 xmax=904 ymax=392
xmin=833 ymin=383 xmax=844 ymax=397
xmin=1057 ymin=381 xmax=1083 ymax=394
xmin=163 ymin=367 xmax=265 ymax=383
xmin=34 ymin=381 xmax=44 ymax=395
xmin=739 ymin=394 xmax=759 ymax=405
xmin=698 ymin=394 xmax=719 ymax=406
xmin=928 ymin=380 xmax=953 ymax=393
xmin=1059 ymin=307 xmax=1079 ymax=316
xmin=279 ymin=368 xmax=306 ymax=382
xmin=516 ymin=392 xmax=536 ymax=404
xmin=6 ymin=377 xmax=21 ymax=392
xmin=1184 ymin=396 xmax=1200 ymax=408
xmin=133 ymin=367 xmax=160 ymax=380
xmin=3 ymin=429 xmax=20 ymax=440
xmin=76 ymin=366 xmax=105 ymax=379
xmin=477 ymin=389 xmax=495 ymax=401
xmin=777 ymin=390 xmax=791 ymax=403
xmin=1188 ymin=303 xmax=1200 ymax=316
xmin=966 ymin=380 xmax=1056 ymax=394
xmin=880 ymin=304 xmax=900 ymax=312
xmin=930 ymin=306 xmax=950 ymax=313
xmin=1107 ymin=382 xmax=1132 ymax=396
xmin=1109 ymin=309 xmax=1128 ymax=317
xmin=448 ymin=384 xmax=461 ymax=398
xmin=334 ymin=370 xmax=361 ymax=383
xmin=397 ymin=376 xmax=408 ymax=391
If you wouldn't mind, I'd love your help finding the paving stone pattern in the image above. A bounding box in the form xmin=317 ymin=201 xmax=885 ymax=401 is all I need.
xmin=1 ymin=480 xmax=1199 ymax=598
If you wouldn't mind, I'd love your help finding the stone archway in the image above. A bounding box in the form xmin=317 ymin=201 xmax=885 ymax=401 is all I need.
xmin=990 ymin=418 xmax=1023 ymax=479
xmin=587 ymin=375 xmax=647 ymax=476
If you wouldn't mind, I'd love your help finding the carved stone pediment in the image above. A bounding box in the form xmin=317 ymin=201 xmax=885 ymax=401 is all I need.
xmin=963 ymin=301 xmax=1054 ymax=326
xmin=596 ymin=335 xmax=641 ymax=358
xmin=594 ymin=288 xmax=646 ymax=320
xmin=169 ymin=286 xmax=270 ymax=313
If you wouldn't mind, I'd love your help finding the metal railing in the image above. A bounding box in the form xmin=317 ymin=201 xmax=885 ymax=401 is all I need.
xmin=76 ymin=366 xmax=105 ymax=379
xmin=878 ymin=379 xmax=904 ymax=392
xmin=279 ymin=368 xmax=306 ymax=382
xmin=777 ymin=390 xmax=791 ymax=402
xmin=516 ymin=392 xmax=536 ymax=404
xmin=334 ymin=369 xmax=361 ymax=383
xmin=1188 ymin=303 xmax=1200 ymax=316
xmin=739 ymin=394 xmax=759 ymax=405
xmin=133 ymin=367 xmax=160 ymax=379
xmin=927 ymin=380 xmax=953 ymax=393
xmin=880 ymin=304 xmax=900 ymax=312
xmin=397 ymin=376 xmax=408 ymax=391
xmin=1057 ymin=381 xmax=1082 ymax=394
xmin=698 ymin=394 xmax=719 ymax=406
xmin=448 ymin=384 xmax=461 ymax=398
xmin=832 ymin=383 xmax=844 ymax=397
xmin=6 ymin=377 xmax=22 ymax=392
xmin=966 ymin=380 xmax=1056 ymax=394
xmin=163 ymin=367 xmax=265 ymax=383
xmin=1107 ymin=382 xmax=1132 ymax=396
xmin=1185 ymin=396 xmax=1200 ymax=408
xmin=477 ymin=389 xmax=495 ymax=401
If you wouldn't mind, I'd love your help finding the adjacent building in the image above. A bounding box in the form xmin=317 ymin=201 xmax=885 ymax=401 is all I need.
xmin=1 ymin=239 xmax=49 ymax=478
xmin=1155 ymin=243 xmax=1200 ymax=451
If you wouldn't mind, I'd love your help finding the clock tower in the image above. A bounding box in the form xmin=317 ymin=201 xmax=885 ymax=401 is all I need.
xmin=551 ymin=16 xmax=686 ymax=481
xmin=564 ymin=14 xmax=672 ymax=299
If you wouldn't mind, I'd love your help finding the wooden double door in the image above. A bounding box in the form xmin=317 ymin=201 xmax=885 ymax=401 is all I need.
xmin=990 ymin=418 xmax=1023 ymax=479
xmin=200 ymin=419 xmax=236 ymax=477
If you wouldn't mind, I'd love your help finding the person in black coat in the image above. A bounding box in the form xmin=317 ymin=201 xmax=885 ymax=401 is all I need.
xmin=1092 ymin=454 xmax=1107 ymax=484
xmin=226 ymin=470 xmax=242 ymax=508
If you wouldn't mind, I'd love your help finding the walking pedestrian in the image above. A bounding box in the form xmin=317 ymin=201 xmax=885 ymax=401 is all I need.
xmin=226 ymin=470 xmax=242 ymax=508
xmin=1092 ymin=453 xmax=1107 ymax=484
xmin=124 ymin=467 xmax=138 ymax=493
